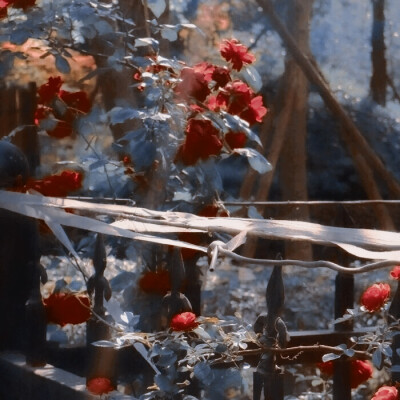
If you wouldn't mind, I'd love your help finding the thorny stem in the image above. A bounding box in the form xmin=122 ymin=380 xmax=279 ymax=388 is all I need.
xmin=210 ymin=344 xmax=371 ymax=366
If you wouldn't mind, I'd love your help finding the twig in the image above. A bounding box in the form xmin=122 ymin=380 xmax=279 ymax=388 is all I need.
xmin=210 ymin=344 xmax=370 ymax=366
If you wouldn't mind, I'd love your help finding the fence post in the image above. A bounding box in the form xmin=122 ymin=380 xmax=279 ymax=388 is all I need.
xmin=86 ymin=234 xmax=117 ymax=384
xmin=0 ymin=83 xmax=40 ymax=174
xmin=389 ymin=281 xmax=400 ymax=382
xmin=333 ymin=272 xmax=354 ymax=400
xmin=160 ymin=248 xmax=192 ymax=329
xmin=253 ymin=265 xmax=287 ymax=400
xmin=0 ymin=141 xmax=46 ymax=365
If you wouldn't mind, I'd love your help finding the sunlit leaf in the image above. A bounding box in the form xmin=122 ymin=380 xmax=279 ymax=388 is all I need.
xmin=233 ymin=148 xmax=272 ymax=174
xmin=321 ymin=353 xmax=341 ymax=362
xmin=143 ymin=0 xmax=166 ymax=18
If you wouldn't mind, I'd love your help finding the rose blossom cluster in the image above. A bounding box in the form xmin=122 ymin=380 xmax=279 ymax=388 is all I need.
xmin=318 ymin=359 xmax=373 ymax=389
xmin=359 ymin=264 xmax=400 ymax=313
xmin=0 ymin=0 xmax=35 ymax=18
xmin=35 ymin=76 xmax=91 ymax=139
xmin=134 ymin=39 xmax=267 ymax=166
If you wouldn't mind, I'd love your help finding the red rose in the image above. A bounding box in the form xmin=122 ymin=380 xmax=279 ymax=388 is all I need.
xmin=38 ymin=76 xmax=63 ymax=104
xmin=176 ymin=118 xmax=222 ymax=165
xmin=220 ymin=38 xmax=256 ymax=71
xmin=46 ymin=120 xmax=74 ymax=139
xmin=170 ymin=312 xmax=198 ymax=331
xmin=390 ymin=266 xmax=400 ymax=280
xmin=139 ymin=270 xmax=171 ymax=296
xmin=240 ymin=95 xmax=268 ymax=125
xmin=211 ymin=66 xmax=231 ymax=89
xmin=361 ymin=283 xmax=391 ymax=312
xmin=43 ymin=292 xmax=91 ymax=326
xmin=372 ymin=386 xmax=399 ymax=400
xmin=24 ymin=170 xmax=83 ymax=197
xmin=193 ymin=62 xmax=216 ymax=82
xmin=7 ymin=0 xmax=35 ymax=9
xmin=0 ymin=0 xmax=9 ymax=18
xmin=87 ymin=377 xmax=114 ymax=395
xmin=175 ymin=67 xmax=211 ymax=102
xmin=60 ymin=90 xmax=92 ymax=114
xmin=350 ymin=360 xmax=373 ymax=388
xmin=318 ymin=360 xmax=373 ymax=388
xmin=225 ymin=131 xmax=247 ymax=149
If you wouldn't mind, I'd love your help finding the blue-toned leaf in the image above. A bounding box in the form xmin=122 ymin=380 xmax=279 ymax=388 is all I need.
xmin=161 ymin=25 xmax=178 ymax=41
xmin=143 ymin=0 xmax=166 ymax=18
xmin=372 ymin=348 xmax=383 ymax=369
xmin=321 ymin=353 xmax=341 ymax=362
xmin=128 ymin=141 xmax=157 ymax=170
xmin=95 ymin=20 xmax=113 ymax=35
xmin=381 ymin=344 xmax=392 ymax=358
xmin=242 ymin=65 xmax=263 ymax=93
xmin=80 ymin=25 xmax=97 ymax=39
xmin=193 ymin=362 xmax=214 ymax=383
xmin=10 ymin=29 xmax=30 ymax=45
xmin=135 ymin=37 xmax=159 ymax=49
xmin=117 ymin=128 xmax=147 ymax=142
xmin=154 ymin=374 xmax=176 ymax=393
xmin=108 ymin=107 xmax=142 ymax=125
xmin=233 ymin=148 xmax=272 ymax=174
xmin=55 ymin=55 xmax=71 ymax=74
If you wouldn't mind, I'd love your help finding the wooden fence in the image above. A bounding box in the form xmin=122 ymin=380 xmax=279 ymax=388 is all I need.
xmin=0 ymin=85 xmax=400 ymax=399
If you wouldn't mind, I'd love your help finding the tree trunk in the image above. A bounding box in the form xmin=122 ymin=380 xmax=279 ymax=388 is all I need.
xmin=370 ymin=0 xmax=387 ymax=106
xmin=277 ymin=0 xmax=313 ymax=260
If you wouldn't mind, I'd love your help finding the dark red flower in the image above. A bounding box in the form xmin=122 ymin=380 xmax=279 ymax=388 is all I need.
xmin=372 ymin=386 xmax=399 ymax=400
xmin=193 ymin=62 xmax=216 ymax=82
xmin=139 ymin=269 xmax=171 ymax=296
xmin=361 ymin=283 xmax=391 ymax=312
xmin=220 ymin=38 xmax=256 ymax=71
xmin=350 ymin=360 xmax=373 ymax=388
xmin=208 ymin=80 xmax=254 ymax=116
xmin=87 ymin=377 xmax=114 ymax=395
xmin=23 ymin=170 xmax=83 ymax=197
xmin=60 ymin=90 xmax=91 ymax=114
xmin=211 ymin=66 xmax=231 ymax=89
xmin=176 ymin=118 xmax=222 ymax=165
xmin=318 ymin=360 xmax=373 ymax=388
xmin=225 ymin=131 xmax=247 ymax=149
xmin=390 ymin=266 xmax=400 ymax=280
xmin=46 ymin=120 xmax=74 ymax=139
xmin=34 ymin=105 xmax=51 ymax=125
xmin=7 ymin=0 xmax=36 ymax=9
xmin=38 ymin=76 xmax=63 ymax=104
xmin=178 ymin=231 xmax=203 ymax=261
xmin=0 ymin=0 xmax=9 ymax=18
xmin=175 ymin=67 xmax=211 ymax=102
xmin=43 ymin=292 xmax=91 ymax=326
xmin=170 ymin=311 xmax=198 ymax=331
xmin=240 ymin=95 xmax=268 ymax=125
